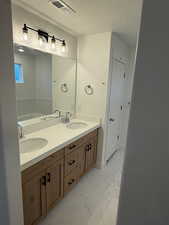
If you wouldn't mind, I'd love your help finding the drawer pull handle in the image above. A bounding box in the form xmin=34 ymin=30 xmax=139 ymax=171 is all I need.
xmin=69 ymin=144 xmax=76 ymax=150
xmin=41 ymin=176 xmax=46 ymax=186
xmin=68 ymin=160 xmax=76 ymax=166
xmin=85 ymin=144 xmax=92 ymax=152
xmin=85 ymin=146 xmax=89 ymax=152
xmin=68 ymin=179 xmax=75 ymax=185
xmin=47 ymin=173 xmax=51 ymax=183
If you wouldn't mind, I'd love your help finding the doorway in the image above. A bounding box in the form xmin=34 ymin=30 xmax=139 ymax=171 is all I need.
xmin=106 ymin=58 xmax=126 ymax=162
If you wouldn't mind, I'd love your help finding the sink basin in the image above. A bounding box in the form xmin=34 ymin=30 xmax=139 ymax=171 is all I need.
xmin=20 ymin=138 xmax=48 ymax=154
xmin=67 ymin=122 xmax=88 ymax=129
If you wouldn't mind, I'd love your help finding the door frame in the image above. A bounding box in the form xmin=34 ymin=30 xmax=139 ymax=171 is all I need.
xmin=105 ymin=57 xmax=126 ymax=163
xmin=0 ymin=1 xmax=24 ymax=225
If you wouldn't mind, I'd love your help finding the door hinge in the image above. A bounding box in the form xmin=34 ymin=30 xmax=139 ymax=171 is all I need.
xmin=123 ymin=73 xmax=126 ymax=79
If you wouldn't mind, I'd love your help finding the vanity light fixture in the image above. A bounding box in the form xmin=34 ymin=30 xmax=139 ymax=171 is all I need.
xmin=22 ymin=24 xmax=28 ymax=41
xmin=51 ymin=36 xmax=56 ymax=49
xmin=61 ymin=40 xmax=66 ymax=53
xmin=18 ymin=47 xmax=24 ymax=53
xmin=22 ymin=24 xmax=67 ymax=52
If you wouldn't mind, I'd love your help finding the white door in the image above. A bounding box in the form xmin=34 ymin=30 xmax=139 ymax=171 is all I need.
xmin=106 ymin=59 xmax=125 ymax=161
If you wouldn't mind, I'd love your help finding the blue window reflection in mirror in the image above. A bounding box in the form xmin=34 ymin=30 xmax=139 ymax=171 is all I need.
xmin=14 ymin=63 xmax=24 ymax=83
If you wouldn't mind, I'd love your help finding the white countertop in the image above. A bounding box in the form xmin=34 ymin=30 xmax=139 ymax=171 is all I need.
xmin=20 ymin=119 xmax=100 ymax=171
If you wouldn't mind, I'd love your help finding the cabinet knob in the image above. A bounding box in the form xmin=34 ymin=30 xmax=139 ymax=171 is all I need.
xmin=68 ymin=179 xmax=75 ymax=185
xmin=109 ymin=118 xmax=115 ymax=122
xmin=85 ymin=144 xmax=92 ymax=151
xmin=68 ymin=160 xmax=76 ymax=166
xmin=41 ymin=176 xmax=46 ymax=186
xmin=47 ymin=173 xmax=51 ymax=183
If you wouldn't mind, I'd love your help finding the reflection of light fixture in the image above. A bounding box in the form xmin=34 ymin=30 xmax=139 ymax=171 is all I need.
xmin=18 ymin=47 xmax=24 ymax=53
xmin=38 ymin=30 xmax=48 ymax=47
xmin=61 ymin=40 xmax=66 ymax=53
xmin=38 ymin=35 xmax=44 ymax=46
xmin=51 ymin=36 xmax=56 ymax=49
xmin=22 ymin=24 xmax=28 ymax=41
xmin=22 ymin=24 xmax=67 ymax=52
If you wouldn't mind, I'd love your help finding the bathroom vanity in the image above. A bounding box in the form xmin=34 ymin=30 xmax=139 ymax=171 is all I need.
xmin=20 ymin=121 xmax=99 ymax=225
xmin=13 ymin=42 xmax=100 ymax=225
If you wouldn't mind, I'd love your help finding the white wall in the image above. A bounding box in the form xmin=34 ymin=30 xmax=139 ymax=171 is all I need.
xmin=76 ymin=32 xmax=134 ymax=167
xmin=0 ymin=0 xmax=24 ymax=224
xmin=15 ymin=53 xmax=36 ymax=101
xmin=52 ymin=56 xmax=76 ymax=113
xmin=35 ymin=53 xmax=53 ymax=115
xmin=15 ymin=53 xmax=36 ymax=117
xmin=76 ymin=32 xmax=112 ymax=119
xmin=12 ymin=4 xmax=77 ymax=59
xmin=14 ymin=51 xmax=52 ymax=118
xmin=117 ymin=1 xmax=169 ymax=224
xmin=76 ymin=32 xmax=112 ymax=167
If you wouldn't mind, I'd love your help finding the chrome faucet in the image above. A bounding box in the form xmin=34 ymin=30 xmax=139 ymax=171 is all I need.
xmin=54 ymin=109 xmax=61 ymax=118
xmin=61 ymin=112 xmax=71 ymax=123
xmin=41 ymin=109 xmax=61 ymax=120
xmin=17 ymin=123 xmax=24 ymax=139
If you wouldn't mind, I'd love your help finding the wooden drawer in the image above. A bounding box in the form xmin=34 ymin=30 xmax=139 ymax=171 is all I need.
xmin=65 ymin=149 xmax=79 ymax=176
xmin=84 ymin=129 xmax=98 ymax=141
xmin=22 ymin=148 xmax=64 ymax=183
xmin=64 ymin=168 xmax=79 ymax=195
xmin=65 ymin=145 xmax=85 ymax=177
xmin=65 ymin=136 xmax=85 ymax=155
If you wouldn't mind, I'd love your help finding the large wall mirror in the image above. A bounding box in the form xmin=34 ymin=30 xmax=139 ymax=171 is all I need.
xmin=14 ymin=44 xmax=76 ymax=122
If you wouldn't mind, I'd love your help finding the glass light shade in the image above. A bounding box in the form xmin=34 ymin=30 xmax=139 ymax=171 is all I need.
xmin=51 ymin=36 xmax=56 ymax=50
xmin=39 ymin=36 xmax=44 ymax=47
xmin=51 ymin=42 xmax=56 ymax=50
xmin=61 ymin=44 xmax=66 ymax=53
xmin=60 ymin=40 xmax=67 ymax=54
xmin=22 ymin=24 xmax=29 ymax=42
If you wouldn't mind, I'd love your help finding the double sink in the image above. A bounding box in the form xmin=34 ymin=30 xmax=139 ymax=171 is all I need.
xmin=19 ymin=122 xmax=88 ymax=154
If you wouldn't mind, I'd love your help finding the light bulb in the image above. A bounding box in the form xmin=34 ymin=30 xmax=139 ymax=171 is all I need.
xmin=61 ymin=45 xmax=66 ymax=53
xmin=51 ymin=42 xmax=55 ymax=50
xmin=23 ymin=32 xmax=28 ymax=41
xmin=22 ymin=24 xmax=28 ymax=42
xmin=18 ymin=47 xmax=24 ymax=53
xmin=61 ymin=40 xmax=66 ymax=53
xmin=39 ymin=36 xmax=44 ymax=47
xmin=51 ymin=36 xmax=56 ymax=50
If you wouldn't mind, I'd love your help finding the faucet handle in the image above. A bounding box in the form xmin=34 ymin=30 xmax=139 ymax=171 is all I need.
xmin=53 ymin=109 xmax=61 ymax=117
xmin=66 ymin=112 xmax=72 ymax=119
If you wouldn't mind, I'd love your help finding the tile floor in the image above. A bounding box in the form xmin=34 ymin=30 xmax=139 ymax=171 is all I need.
xmin=40 ymin=150 xmax=124 ymax=225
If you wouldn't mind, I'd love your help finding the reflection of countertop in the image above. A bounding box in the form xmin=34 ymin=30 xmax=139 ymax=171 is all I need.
xmin=20 ymin=119 xmax=100 ymax=171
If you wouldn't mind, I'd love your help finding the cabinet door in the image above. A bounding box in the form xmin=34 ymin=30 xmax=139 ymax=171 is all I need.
xmin=22 ymin=171 xmax=46 ymax=225
xmin=85 ymin=137 xmax=97 ymax=172
xmin=77 ymin=145 xmax=85 ymax=177
xmin=46 ymin=160 xmax=64 ymax=211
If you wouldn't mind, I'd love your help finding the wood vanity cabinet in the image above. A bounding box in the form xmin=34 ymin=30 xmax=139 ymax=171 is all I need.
xmin=22 ymin=170 xmax=46 ymax=225
xmin=22 ymin=150 xmax=64 ymax=225
xmin=45 ymin=160 xmax=64 ymax=211
xmin=21 ymin=129 xmax=98 ymax=225
xmin=84 ymin=135 xmax=98 ymax=172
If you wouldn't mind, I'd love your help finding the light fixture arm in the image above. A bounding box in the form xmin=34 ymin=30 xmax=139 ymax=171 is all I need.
xmin=23 ymin=24 xmax=66 ymax=45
